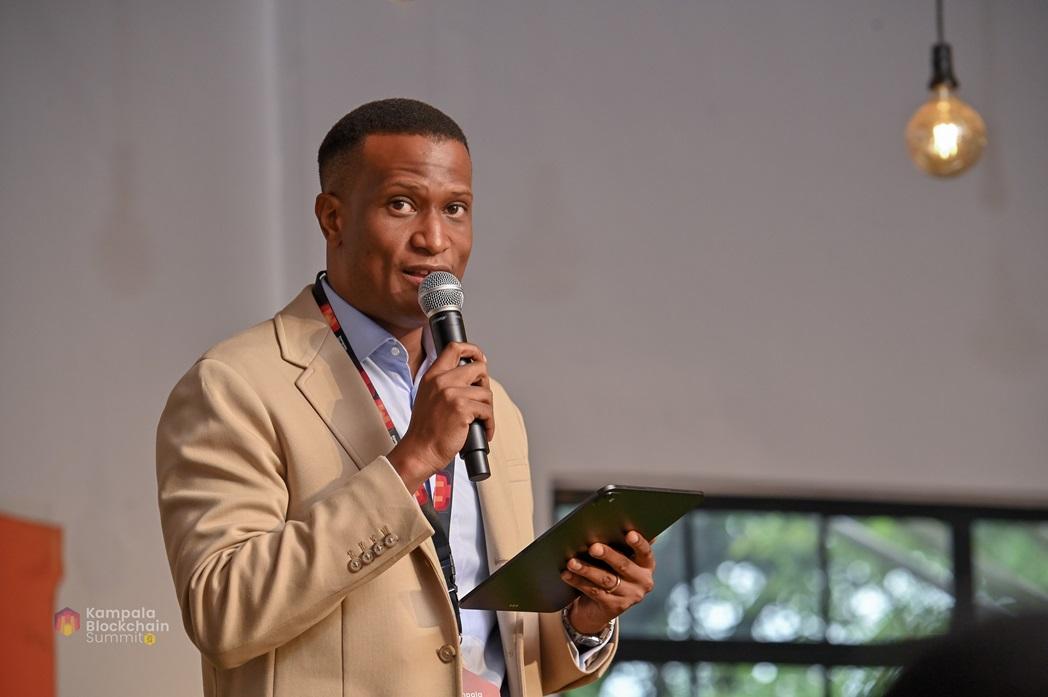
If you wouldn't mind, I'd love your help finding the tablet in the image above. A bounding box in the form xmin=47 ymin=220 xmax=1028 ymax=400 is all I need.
xmin=459 ymin=484 xmax=703 ymax=613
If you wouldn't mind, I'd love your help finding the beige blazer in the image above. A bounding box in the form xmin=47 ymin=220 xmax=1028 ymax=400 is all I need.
xmin=156 ymin=287 xmax=616 ymax=696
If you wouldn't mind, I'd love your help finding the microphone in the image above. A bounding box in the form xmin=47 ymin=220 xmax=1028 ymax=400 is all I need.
xmin=418 ymin=271 xmax=491 ymax=482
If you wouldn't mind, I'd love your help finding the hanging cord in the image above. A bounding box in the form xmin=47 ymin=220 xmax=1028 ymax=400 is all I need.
xmin=929 ymin=0 xmax=957 ymax=88
xmin=936 ymin=0 xmax=945 ymax=44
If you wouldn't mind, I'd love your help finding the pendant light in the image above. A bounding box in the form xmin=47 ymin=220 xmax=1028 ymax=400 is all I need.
xmin=904 ymin=0 xmax=987 ymax=177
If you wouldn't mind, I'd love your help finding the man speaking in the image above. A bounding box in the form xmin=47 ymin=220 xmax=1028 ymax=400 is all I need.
xmin=156 ymin=98 xmax=656 ymax=696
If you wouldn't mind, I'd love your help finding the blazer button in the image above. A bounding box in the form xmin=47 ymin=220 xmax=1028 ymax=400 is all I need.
xmin=437 ymin=643 xmax=457 ymax=663
xmin=348 ymin=558 xmax=363 ymax=573
xmin=384 ymin=533 xmax=398 ymax=546
xmin=371 ymin=536 xmax=385 ymax=556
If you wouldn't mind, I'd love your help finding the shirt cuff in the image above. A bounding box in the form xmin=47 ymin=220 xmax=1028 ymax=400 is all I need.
xmin=563 ymin=619 xmax=616 ymax=670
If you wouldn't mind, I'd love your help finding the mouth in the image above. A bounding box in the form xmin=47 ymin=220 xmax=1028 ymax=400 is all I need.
xmin=401 ymin=265 xmax=450 ymax=287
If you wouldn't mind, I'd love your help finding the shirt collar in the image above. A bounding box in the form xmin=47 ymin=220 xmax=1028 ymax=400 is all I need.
xmin=321 ymin=276 xmax=437 ymax=365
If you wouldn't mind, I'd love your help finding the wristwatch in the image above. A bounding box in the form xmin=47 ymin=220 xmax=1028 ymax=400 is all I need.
xmin=561 ymin=606 xmax=615 ymax=648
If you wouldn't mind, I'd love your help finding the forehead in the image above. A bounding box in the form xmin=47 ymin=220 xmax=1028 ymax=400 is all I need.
xmin=352 ymin=133 xmax=472 ymax=191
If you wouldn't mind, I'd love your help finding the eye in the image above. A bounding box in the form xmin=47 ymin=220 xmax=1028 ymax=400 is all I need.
xmin=445 ymin=202 xmax=469 ymax=218
xmin=388 ymin=198 xmax=417 ymax=215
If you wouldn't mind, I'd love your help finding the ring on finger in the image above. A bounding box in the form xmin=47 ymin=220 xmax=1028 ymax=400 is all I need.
xmin=607 ymin=575 xmax=621 ymax=593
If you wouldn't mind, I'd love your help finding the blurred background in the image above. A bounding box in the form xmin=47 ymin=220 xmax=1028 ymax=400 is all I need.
xmin=1 ymin=1 xmax=1046 ymax=695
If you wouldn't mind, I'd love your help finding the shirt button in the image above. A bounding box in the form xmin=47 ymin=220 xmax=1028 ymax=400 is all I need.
xmin=391 ymin=347 xmax=401 ymax=356
xmin=437 ymin=643 xmax=457 ymax=663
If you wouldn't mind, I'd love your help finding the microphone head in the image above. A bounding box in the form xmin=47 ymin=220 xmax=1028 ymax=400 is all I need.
xmin=418 ymin=271 xmax=464 ymax=318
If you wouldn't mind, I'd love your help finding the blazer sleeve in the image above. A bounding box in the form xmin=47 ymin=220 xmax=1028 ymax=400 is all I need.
xmin=156 ymin=357 xmax=433 ymax=670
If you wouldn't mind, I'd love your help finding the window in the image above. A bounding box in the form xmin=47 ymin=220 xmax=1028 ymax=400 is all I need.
xmin=555 ymin=490 xmax=1048 ymax=697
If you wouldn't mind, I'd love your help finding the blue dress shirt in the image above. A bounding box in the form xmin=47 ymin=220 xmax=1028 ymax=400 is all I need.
xmin=320 ymin=279 xmax=611 ymax=689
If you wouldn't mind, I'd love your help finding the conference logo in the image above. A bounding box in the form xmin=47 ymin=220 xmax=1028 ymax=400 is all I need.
xmin=52 ymin=605 xmax=170 ymax=646
xmin=54 ymin=607 xmax=81 ymax=637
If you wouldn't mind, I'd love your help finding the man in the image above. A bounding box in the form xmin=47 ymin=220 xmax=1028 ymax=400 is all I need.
xmin=157 ymin=98 xmax=656 ymax=697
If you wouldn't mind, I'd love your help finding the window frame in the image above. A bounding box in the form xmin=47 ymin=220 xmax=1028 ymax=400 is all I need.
xmin=553 ymin=488 xmax=1048 ymax=670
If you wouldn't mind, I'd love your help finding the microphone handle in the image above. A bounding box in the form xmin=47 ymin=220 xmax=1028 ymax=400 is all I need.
xmin=429 ymin=310 xmax=491 ymax=482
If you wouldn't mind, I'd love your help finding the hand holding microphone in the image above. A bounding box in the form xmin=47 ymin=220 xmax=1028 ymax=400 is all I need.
xmin=387 ymin=272 xmax=493 ymax=493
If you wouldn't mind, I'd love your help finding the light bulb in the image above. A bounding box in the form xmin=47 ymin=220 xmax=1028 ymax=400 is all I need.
xmin=905 ymin=83 xmax=987 ymax=177
xmin=905 ymin=38 xmax=987 ymax=178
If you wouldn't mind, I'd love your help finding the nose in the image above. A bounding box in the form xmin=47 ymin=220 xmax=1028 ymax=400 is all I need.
xmin=410 ymin=208 xmax=450 ymax=256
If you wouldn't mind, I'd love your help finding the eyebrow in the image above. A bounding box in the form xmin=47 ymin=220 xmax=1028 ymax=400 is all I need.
xmin=386 ymin=180 xmax=424 ymax=193
xmin=384 ymin=180 xmax=473 ymax=198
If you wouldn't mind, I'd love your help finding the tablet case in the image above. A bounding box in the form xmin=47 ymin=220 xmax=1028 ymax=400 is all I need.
xmin=460 ymin=484 xmax=703 ymax=612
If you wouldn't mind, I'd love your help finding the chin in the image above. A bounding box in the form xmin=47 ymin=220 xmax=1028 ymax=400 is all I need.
xmin=381 ymin=305 xmax=427 ymax=333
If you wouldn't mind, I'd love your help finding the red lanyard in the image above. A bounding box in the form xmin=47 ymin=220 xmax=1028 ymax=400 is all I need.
xmin=314 ymin=281 xmax=401 ymax=438
xmin=312 ymin=272 xmax=462 ymax=633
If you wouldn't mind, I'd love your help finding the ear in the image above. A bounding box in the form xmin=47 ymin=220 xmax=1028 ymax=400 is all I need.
xmin=315 ymin=192 xmax=343 ymax=247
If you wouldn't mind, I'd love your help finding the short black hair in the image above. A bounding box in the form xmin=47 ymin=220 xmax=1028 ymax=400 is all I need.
xmin=318 ymin=98 xmax=469 ymax=190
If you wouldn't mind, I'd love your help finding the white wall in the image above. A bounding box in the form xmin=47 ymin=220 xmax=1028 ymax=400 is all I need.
xmin=272 ymin=0 xmax=1048 ymax=506
xmin=1 ymin=2 xmax=1046 ymax=695
xmin=1 ymin=1 xmax=282 ymax=693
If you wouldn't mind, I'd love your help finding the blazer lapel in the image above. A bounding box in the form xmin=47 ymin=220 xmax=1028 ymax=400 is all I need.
xmin=297 ymin=336 xmax=395 ymax=472
xmin=274 ymin=287 xmax=444 ymax=580
xmin=475 ymin=446 xmax=526 ymax=687
xmin=274 ymin=286 xmax=394 ymax=471
xmin=475 ymin=454 xmax=520 ymax=571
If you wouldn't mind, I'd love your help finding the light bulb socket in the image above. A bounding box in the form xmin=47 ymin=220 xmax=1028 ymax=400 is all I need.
xmin=929 ymin=42 xmax=959 ymax=89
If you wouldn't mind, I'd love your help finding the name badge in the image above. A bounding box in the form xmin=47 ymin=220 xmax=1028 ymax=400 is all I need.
xmin=463 ymin=668 xmax=501 ymax=697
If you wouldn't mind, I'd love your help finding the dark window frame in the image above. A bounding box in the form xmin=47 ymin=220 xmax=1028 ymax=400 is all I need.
xmin=553 ymin=488 xmax=1048 ymax=671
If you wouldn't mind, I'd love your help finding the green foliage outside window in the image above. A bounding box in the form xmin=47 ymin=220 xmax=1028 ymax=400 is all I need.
xmin=565 ymin=661 xmax=900 ymax=697
xmin=973 ymin=520 xmax=1048 ymax=615
xmin=556 ymin=496 xmax=1048 ymax=697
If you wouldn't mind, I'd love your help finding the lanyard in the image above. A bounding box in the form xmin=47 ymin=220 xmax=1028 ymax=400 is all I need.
xmin=312 ymin=272 xmax=462 ymax=634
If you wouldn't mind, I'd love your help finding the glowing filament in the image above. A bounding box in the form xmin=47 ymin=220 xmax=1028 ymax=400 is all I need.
xmin=932 ymin=122 xmax=961 ymax=159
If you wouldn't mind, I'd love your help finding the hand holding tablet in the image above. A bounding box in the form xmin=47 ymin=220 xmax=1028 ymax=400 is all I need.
xmin=460 ymin=485 xmax=703 ymax=613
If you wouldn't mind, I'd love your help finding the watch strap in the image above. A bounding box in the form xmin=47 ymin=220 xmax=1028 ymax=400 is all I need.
xmin=561 ymin=606 xmax=615 ymax=648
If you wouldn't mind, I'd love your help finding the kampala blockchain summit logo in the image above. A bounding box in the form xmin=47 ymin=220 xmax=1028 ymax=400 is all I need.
xmin=54 ymin=607 xmax=80 ymax=637
xmin=53 ymin=605 xmax=169 ymax=645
